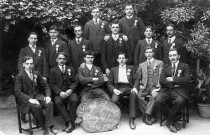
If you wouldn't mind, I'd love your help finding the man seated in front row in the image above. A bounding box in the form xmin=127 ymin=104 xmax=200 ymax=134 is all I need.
xmin=49 ymin=52 xmax=78 ymax=133
xmin=135 ymin=46 xmax=163 ymax=126
xmin=78 ymin=50 xmax=110 ymax=101
xmin=107 ymin=52 xmax=139 ymax=130
xmin=154 ymin=48 xmax=190 ymax=133
xmin=15 ymin=56 xmax=57 ymax=135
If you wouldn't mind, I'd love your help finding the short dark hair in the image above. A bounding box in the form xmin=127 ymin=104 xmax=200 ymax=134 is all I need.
xmin=74 ymin=25 xmax=83 ymax=31
xmin=110 ymin=21 xmax=119 ymax=27
xmin=28 ymin=32 xmax=38 ymax=38
xmin=84 ymin=50 xmax=95 ymax=57
xmin=125 ymin=4 xmax=134 ymax=9
xmin=22 ymin=56 xmax=33 ymax=64
xmin=166 ymin=24 xmax=176 ymax=30
xmin=169 ymin=48 xmax=180 ymax=55
xmin=49 ymin=25 xmax=59 ymax=32
xmin=144 ymin=26 xmax=153 ymax=32
xmin=117 ymin=52 xmax=127 ymax=58
xmin=56 ymin=52 xmax=67 ymax=59
xmin=145 ymin=46 xmax=154 ymax=53
xmin=92 ymin=6 xmax=100 ymax=11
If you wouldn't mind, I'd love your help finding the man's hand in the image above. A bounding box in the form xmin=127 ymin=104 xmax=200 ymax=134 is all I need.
xmin=93 ymin=78 xmax=99 ymax=81
xmin=42 ymin=77 xmax=47 ymax=82
xmin=66 ymin=89 xmax=72 ymax=96
xmin=166 ymin=77 xmax=173 ymax=82
xmin=104 ymin=35 xmax=110 ymax=41
xmin=151 ymin=91 xmax=159 ymax=98
xmin=60 ymin=91 xmax=68 ymax=99
xmin=29 ymin=99 xmax=40 ymax=105
xmin=151 ymin=88 xmax=160 ymax=94
xmin=44 ymin=96 xmax=51 ymax=104
xmin=131 ymin=88 xmax=138 ymax=93
xmin=105 ymin=68 xmax=110 ymax=76
xmin=139 ymin=85 xmax=145 ymax=90
xmin=113 ymin=89 xmax=122 ymax=96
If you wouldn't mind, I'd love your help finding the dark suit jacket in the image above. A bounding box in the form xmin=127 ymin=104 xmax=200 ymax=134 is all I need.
xmin=68 ymin=38 xmax=91 ymax=72
xmin=119 ymin=15 xmax=145 ymax=55
xmin=83 ymin=19 xmax=110 ymax=54
xmin=101 ymin=34 xmax=132 ymax=70
xmin=162 ymin=37 xmax=187 ymax=64
xmin=107 ymin=65 xmax=139 ymax=93
xmin=49 ymin=66 xmax=78 ymax=96
xmin=136 ymin=59 xmax=163 ymax=92
xmin=134 ymin=39 xmax=163 ymax=69
xmin=17 ymin=46 xmax=48 ymax=77
xmin=159 ymin=62 xmax=191 ymax=99
xmin=45 ymin=38 xmax=68 ymax=68
xmin=15 ymin=70 xmax=51 ymax=113
xmin=78 ymin=64 xmax=105 ymax=97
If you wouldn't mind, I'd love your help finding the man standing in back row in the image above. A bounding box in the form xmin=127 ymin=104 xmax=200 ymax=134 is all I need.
xmin=83 ymin=7 xmax=110 ymax=68
xmin=119 ymin=4 xmax=145 ymax=63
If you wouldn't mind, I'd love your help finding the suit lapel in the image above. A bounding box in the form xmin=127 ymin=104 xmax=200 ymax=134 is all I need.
xmin=23 ymin=70 xmax=33 ymax=90
xmin=89 ymin=20 xmax=100 ymax=33
xmin=129 ymin=16 xmax=136 ymax=32
xmin=142 ymin=62 xmax=148 ymax=74
xmin=175 ymin=62 xmax=182 ymax=77
xmin=114 ymin=67 xmax=119 ymax=84
xmin=126 ymin=66 xmax=132 ymax=85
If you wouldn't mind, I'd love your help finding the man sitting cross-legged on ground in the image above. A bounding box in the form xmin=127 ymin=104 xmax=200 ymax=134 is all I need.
xmin=49 ymin=52 xmax=78 ymax=133
xmin=107 ymin=52 xmax=140 ymax=130
xmin=15 ymin=56 xmax=57 ymax=135
xmin=135 ymin=46 xmax=163 ymax=126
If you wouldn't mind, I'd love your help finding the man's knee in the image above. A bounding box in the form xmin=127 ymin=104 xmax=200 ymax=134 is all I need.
xmin=111 ymin=94 xmax=119 ymax=103
xmin=174 ymin=96 xmax=185 ymax=105
xmin=54 ymin=96 xmax=62 ymax=105
xmin=69 ymin=93 xmax=79 ymax=103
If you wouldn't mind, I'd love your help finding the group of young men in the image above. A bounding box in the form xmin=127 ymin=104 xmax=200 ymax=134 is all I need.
xmin=15 ymin=4 xmax=190 ymax=135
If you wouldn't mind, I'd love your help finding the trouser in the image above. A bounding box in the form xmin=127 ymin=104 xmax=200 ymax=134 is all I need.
xmin=54 ymin=93 xmax=78 ymax=123
xmin=155 ymin=90 xmax=185 ymax=125
xmin=81 ymin=88 xmax=110 ymax=102
xmin=29 ymin=100 xmax=54 ymax=130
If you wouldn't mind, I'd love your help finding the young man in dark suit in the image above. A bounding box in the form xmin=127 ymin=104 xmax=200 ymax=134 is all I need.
xmin=101 ymin=22 xmax=132 ymax=76
xmin=107 ymin=52 xmax=139 ymax=130
xmin=49 ymin=52 xmax=78 ymax=133
xmin=78 ymin=50 xmax=110 ymax=101
xmin=135 ymin=46 xmax=163 ymax=125
xmin=162 ymin=24 xmax=187 ymax=64
xmin=17 ymin=32 xmax=49 ymax=123
xmin=15 ymin=56 xmax=57 ymax=135
xmin=134 ymin=26 xmax=163 ymax=69
xmin=83 ymin=7 xmax=110 ymax=68
xmin=68 ymin=25 xmax=91 ymax=72
xmin=155 ymin=48 xmax=190 ymax=133
xmin=45 ymin=25 xmax=68 ymax=69
xmin=118 ymin=4 xmax=145 ymax=62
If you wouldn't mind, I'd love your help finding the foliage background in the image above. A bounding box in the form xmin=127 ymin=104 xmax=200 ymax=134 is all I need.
xmin=1 ymin=0 xmax=210 ymax=96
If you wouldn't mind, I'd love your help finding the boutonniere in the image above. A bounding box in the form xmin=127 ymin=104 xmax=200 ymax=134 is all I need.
xmin=134 ymin=20 xmax=138 ymax=27
xmin=127 ymin=69 xmax=131 ymax=76
xmin=34 ymin=74 xmax=37 ymax=83
xmin=170 ymin=43 xmax=175 ymax=49
xmin=177 ymin=70 xmax=182 ymax=77
xmin=38 ymin=50 xmax=42 ymax=57
xmin=155 ymin=42 xmax=158 ymax=48
xmin=67 ymin=69 xmax=71 ymax=76
xmin=101 ymin=22 xmax=105 ymax=30
xmin=122 ymin=35 xmax=128 ymax=41
xmin=55 ymin=44 xmax=59 ymax=53
xmin=154 ymin=63 xmax=158 ymax=70
xmin=95 ymin=69 xmax=99 ymax=76
xmin=82 ymin=45 xmax=86 ymax=52
xmin=119 ymin=38 xmax=122 ymax=45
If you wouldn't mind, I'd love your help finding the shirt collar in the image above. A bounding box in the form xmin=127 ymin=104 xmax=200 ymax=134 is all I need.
xmin=119 ymin=64 xmax=126 ymax=69
xmin=126 ymin=15 xmax=133 ymax=19
xmin=168 ymin=36 xmax=176 ymax=43
xmin=172 ymin=60 xmax=179 ymax=68
xmin=86 ymin=63 xmax=93 ymax=70
xmin=25 ymin=69 xmax=32 ymax=75
xmin=146 ymin=37 xmax=152 ymax=41
xmin=51 ymin=38 xmax=58 ymax=42
xmin=29 ymin=44 xmax=36 ymax=49
xmin=147 ymin=58 xmax=154 ymax=63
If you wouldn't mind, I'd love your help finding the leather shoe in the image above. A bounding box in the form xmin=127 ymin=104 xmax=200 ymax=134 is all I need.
xmin=174 ymin=122 xmax=181 ymax=131
xmin=50 ymin=128 xmax=58 ymax=135
xmin=21 ymin=113 xmax=27 ymax=123
xmin=75 ymin=117 xmax=83 ymax=125
xmin=150 ymin=117 xmax=157 ymax=124
xmin=65 ymin=122 xmax=76 ymax=133
xmin=129 ymin=118 xmax=136 ymax=130
xmin=43 ymin=129 xmax=53 ymax=135
xmin=143 ymin=115 xmax=152 ymax=125
xmin=62 ymin=122 xmax=69 ymax=131
xmin=167 ymin=124 xmax=177 ymax=133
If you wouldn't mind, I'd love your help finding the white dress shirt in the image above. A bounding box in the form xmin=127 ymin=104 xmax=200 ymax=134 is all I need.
xmin=58 ymin=65 xmax=66 ymax=73
xmin=76 ymin=37 xmax=82 ymax=44
xmin=172 ymin=60 xmax=179 ymax=76
xmin=25 ymin=69 xmax=33 ymax=80
xmin=112 ymin=34 xmax=119 ymax=41
xmin=51 ymin=38 xmax=58 ymax=45
xmin=93 ymin=18 xmax=100 ymax=25
xmin=86 ymin=63 xmax=93 ymax=70
xmin=126 ymin=15 xmax=133 ymax=19
xmin=168 ymin=36 xmax=176 ymax=44
xmin=118 ymin=65 xmax=129 ymax=83
xmin=29 ymin=44 xmax=36 ymax=53
xmin=146 ymin=38 xmax=153 ymax=45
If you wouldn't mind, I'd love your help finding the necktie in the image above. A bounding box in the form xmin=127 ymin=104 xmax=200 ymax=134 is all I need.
xmin=148 ymin=39 xmax=151 ymax=45
xmin=51 ymin=39 xmax=55 ymax=45
xmin=168 ymin=38 xmax=171 ymax=44
xmin=29 ymin=71 xmax=33 ymax=81
xmin=148 ymin=60 xmax=151 ymax=68
xmin=62 ymin=66 xmax=65 ymax=73
xmin=172 ymin=63 xmax=175 ymax=77
xmin=77 ymin=38 xmax=80 ymax=44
